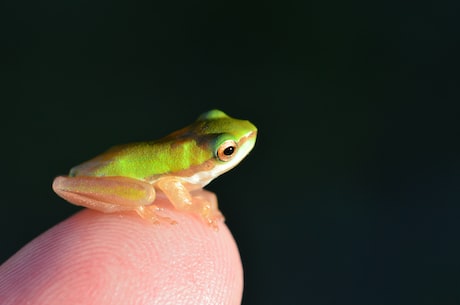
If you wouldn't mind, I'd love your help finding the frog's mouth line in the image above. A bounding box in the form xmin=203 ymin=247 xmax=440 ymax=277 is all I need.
xmin=236 ymin=129 xmax=257 ymax=157
xmin=240 ymin=130 xmax=257 ymax=145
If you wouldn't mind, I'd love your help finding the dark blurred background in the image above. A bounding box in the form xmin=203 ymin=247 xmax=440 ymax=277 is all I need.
xmin=2 ymin=0 xmax=460 ymax=304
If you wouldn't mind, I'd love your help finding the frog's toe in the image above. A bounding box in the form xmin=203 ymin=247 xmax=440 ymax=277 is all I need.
xmin=204 ymin=217 xmax=219 ymax=231
xmin=135 ymin=205 xmax=177 ymax=225
xmin=199 ymin=209 xmax=223 ymax=231
xmin=213 ymin=209 xmax=225 ymax=222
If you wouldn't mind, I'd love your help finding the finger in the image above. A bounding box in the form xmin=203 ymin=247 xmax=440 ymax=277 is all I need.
xmin=0 ymin=199 xmax=243 ymax=305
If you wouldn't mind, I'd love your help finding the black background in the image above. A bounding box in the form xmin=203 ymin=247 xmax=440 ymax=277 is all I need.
xmin=2 ymin=1 xmax=460 ymax=304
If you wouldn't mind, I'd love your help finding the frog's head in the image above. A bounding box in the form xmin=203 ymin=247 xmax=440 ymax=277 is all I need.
xmin=186 ymin=109 xmax=257 ymax=184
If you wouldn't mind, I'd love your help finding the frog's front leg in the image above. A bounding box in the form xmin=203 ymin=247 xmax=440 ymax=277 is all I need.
xmin=52 ymin=176 xmax=168 ymax=223
xmin=191 ymin=189 xmax=225 ymax=222
xmin=156 ymin=177 xmax=223 ymax=230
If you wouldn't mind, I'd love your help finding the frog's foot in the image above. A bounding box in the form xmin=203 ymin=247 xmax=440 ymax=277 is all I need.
xmin=157 ymin=178 xmax=224 ymax=230
xmin=191 ymin=189 xmax=225 ymax=228
xmin=135 ymin=205 xmax=177 ymax=225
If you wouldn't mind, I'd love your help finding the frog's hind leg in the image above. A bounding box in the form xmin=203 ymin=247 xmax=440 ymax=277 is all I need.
xmin=53 ymin=175 xmax=156 ymax=213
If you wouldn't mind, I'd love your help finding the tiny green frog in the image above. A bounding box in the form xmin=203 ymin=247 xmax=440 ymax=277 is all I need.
xmin=53 ymin=109 xmax=257 ymax=229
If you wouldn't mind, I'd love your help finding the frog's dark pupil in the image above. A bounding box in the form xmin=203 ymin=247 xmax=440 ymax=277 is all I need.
xmin=224 ymin=146 xmax=235 ymax=155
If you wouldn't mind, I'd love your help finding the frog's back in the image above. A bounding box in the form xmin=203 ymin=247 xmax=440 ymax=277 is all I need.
xmin=70 ymin=138 xmax=213 ymax=180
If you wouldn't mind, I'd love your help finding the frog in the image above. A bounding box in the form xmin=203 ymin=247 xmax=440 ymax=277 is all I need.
xmin=52 ymin=109 xmax=257 ymax=229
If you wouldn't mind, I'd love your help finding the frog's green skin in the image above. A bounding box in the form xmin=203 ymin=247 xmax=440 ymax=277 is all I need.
xmin=52 ymin=109 xmax=257 ymax=229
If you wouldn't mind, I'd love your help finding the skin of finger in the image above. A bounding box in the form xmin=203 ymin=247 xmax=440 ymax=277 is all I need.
xmin=0 ymin=200 xmax=243 ymax=305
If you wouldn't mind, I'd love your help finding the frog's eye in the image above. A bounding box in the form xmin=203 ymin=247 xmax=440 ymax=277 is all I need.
xmin=217 ymin=140 xmax=238 ymax=162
